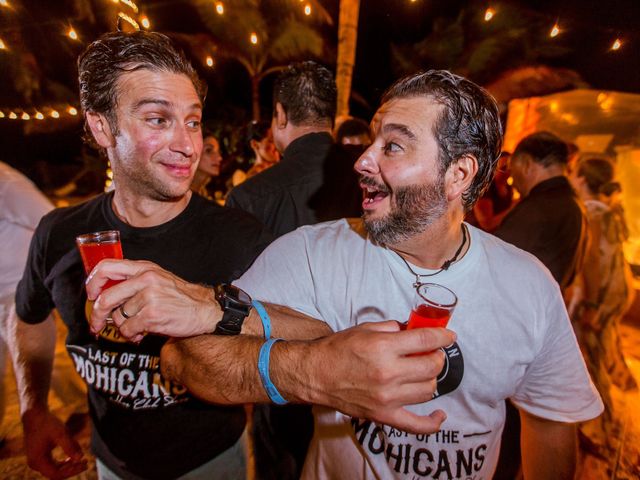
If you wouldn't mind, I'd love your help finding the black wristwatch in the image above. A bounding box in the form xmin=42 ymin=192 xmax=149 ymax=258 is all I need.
xmin=213 ymin=284 xmax=253 ymax=335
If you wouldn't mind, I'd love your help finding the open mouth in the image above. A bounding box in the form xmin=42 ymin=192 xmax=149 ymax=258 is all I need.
xmin=360 ymin=178 xmax=390 ymax=207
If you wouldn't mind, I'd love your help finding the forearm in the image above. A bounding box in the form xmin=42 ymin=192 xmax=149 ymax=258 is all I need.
xmin=520 ymin=410 xmax=577 ymax=479
xmin=241 ymin=302 xmax=333 ymax=340
xmin=6 ymin=306 xmax=56 ymax=414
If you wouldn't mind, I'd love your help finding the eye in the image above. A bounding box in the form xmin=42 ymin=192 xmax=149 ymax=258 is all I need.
xmin=147 ymin=117 xmax=167 ymax=127
xmin=187 ymin=120 xmax=201 ymax=130
xmin=383 ymin=142 xmax=403 ymax=154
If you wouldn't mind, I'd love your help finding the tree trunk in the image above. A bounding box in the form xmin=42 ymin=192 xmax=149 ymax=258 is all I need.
xmin=251 ymin=75 xmax=261 ymax=121
xmin=335 ymin=0 xmax=361 ymax=120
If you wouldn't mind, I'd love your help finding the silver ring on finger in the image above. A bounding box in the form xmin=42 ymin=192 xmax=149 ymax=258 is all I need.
xmin=119 ymin=304 xmax=134 ymax=320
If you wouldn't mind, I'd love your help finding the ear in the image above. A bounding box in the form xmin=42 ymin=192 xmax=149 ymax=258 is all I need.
xmin=250 ymin=139 xmax=259 ymax=151
xmin=274 ymin=102 xmax=288 ymax=129
xmin=445 ymin=154 xmax=478 ymax=203
xmin=86 ymin=112 xmax=115 ymax=148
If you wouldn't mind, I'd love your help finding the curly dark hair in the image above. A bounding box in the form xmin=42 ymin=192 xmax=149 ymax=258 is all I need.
xmin=381 ymin=70 xmax=503 ymax=212
xmin=272 ymin=61 xmax=336 ymax=127
xmin=78 ymin=31 xmax=206 ymax=148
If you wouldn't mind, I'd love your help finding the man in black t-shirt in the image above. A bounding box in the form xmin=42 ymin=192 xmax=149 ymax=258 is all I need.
xmin=9 ymin=32 xmax=271 ymax=479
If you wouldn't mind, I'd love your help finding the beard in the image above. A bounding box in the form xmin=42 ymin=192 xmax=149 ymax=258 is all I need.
xmin=362 ymin=174 xmax=448 ymax=247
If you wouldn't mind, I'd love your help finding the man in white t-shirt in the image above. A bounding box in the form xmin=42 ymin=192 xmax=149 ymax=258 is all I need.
xmin=85 ymin=70 xmax=602 ymax=479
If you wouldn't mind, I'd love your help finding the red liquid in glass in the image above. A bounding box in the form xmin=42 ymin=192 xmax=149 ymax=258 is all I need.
xmin=78 ymin=241 xmax=123 ymax=290
xmin=407 ymin=304 xmax=451 ymax=330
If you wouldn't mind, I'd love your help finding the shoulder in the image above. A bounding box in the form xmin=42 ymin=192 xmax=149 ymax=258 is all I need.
xmin=474 ymin=226 xmax=556 ymax=284
xmin=39 ymin=195 xmax=105 ymax=234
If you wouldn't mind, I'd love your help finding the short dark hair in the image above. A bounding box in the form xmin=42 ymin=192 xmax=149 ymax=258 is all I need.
xmin=513 ymin=131 xmax=569 ymax=168
xmin=381 ymin=70 xmax=503 ymax=211
xmin=273 ymin=61 xmax=336 ymax=127
xmin=336 ymin=117 xmax=370 ymax=143
xmin=78 ymin=31 xmax=206 ymax=147
xmin=577 ymin=157 xmax=615 ymax=195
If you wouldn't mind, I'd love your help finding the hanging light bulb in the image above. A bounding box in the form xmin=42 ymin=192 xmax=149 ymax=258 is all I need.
xmin=611 ymin=38 xmax=622 ymax=50
xmin=250 ymin=32 xmax=258 ymax=45
xmin=549 ymin=23 xmax=560 ymax=38
xmin=484 ymin=8 xmax=495 ymax=21
xmin=35 ymin=111 xmax=44 ymax=120
xmin=0 ymin=0 xmax=9 ymax=7
xmin=68 ymin=27 xmax=79 ymax=40
xmin=51 ymin=110 xmax=60 ymax=118
xmin=21 ymin=112 xmax=30 ymax=120
xmin=215 ymin=2 xmax=224 ymax=14
xmin=140 ymin=16 xmax=150 ymax=29
xmin=206 ymin=56 xmax=214 ymax=67
xmin=0 ymin=39 xmax=6 ymax=50
xmin=9 ymin=112 xmax=17 ymax=119
xmin=0 ymin=111 xmax=4 ymax=118
xmin=304 ymin=4 xmax=311 ymax=15
xmin=68 ymin=106 xmax=78 ymax=116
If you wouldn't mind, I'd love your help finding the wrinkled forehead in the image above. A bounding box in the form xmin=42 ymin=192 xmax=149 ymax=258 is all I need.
xmin=370 ymin=96 xmax=444 ymax=138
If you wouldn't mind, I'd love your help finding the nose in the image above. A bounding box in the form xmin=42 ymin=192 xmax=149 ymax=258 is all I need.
xmin=354 ymin=145 xmax=380 ymax=175
xmin=170 ymin=125 xmax=197 ymax=158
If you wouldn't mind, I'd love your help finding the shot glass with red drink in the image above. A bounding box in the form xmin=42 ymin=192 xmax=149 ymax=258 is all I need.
xmin=405 ymin=283 xmax=457 ymax=355
xmin=76 ymin=230 xmax=123 ymax=290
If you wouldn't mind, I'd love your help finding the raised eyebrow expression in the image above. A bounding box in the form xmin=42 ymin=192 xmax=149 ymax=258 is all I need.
xmin=132 ymin=99 xmax=203 ymax=116
xmin=381 ymin=123 xmax=417 ymax=142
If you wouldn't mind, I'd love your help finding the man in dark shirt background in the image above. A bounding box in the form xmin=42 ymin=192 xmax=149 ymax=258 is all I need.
xmin=493 ymin=130 xmax=588 ymax=479
xmin=226 ymin=61 xmax=361 ymax=238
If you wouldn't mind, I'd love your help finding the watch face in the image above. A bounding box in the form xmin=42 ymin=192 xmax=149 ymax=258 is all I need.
xmin=236 ymin=286 xmax=251 ymax=305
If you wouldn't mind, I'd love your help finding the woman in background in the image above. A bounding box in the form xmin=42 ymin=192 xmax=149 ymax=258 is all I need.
xmin=191 ymin=131 xmax=223 ymax=200
xmin=245 ymin=120 xmax=280 ymax=179
xmin=569 ymin=157 xmax=637 ymax=453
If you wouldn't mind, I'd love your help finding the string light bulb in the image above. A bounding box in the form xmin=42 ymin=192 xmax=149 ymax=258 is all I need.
xmin=304 ymin=4 xmax=311 ymax=15
xmin=67 ymin=106 xmax=78 ymax=116
xmin=9 ymin=112 xmax=17 ymax=119
xmin=215 ymin=2 xmax=224 ymax=14
xmin=21 ymin=112 xmax=30 ymax=120
xmin=35 ymin=111 xmax=44 ymax=120
xmin=0 ymin=0 xmax=8 ymax=7
xmin=250 ymin=32 xmax=258 ymax=45
xmin=484 ymin=8 xmax=495 ymax=21
xmin=51 ymin=110 xmax=60 ymax=118
xmin=0 ymin=39 xmax=6 ymax=50
xmin=140 ymin=16 xmax=150 ymax=29
xmin=68 ymin=28 xmax=79 ymax=40
xmin=0 ymin=112 xmax=4 ymax=118
xmin=206 ymin=56 xmax=214 ymax=67
xmin=611 ymin=38 xmax=622 ymax=50
xmin=550 ymin=23 xmax=560 ymax=38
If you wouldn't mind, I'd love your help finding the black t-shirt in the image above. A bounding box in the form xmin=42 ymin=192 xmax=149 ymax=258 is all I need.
xmin=15 ymin=192 xmax=273 ymax=479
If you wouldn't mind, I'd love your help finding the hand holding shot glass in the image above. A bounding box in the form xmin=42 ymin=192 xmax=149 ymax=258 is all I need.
xmin=76 ymin=230 xmax=130 ymax=333
xmin=405 ymin=283 xmax=457 ymax=355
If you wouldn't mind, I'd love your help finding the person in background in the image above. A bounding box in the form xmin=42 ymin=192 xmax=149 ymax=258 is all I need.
xmin=245 ymin=121 xmax=280 ymax=179
xmin=0 ymin=161 xmax=54 ymax=441
xmin=468 ymin=151 xmax=513 ymax=232
xmin=335 ymin=117 xmax=372 ymax=148
xmin=191 ymin=129 xmax=223 ymax=200
xmin=568 ymin=157 xmax=637 ymax=455
xmin=226 ymin=61 xmax=361 ymax=238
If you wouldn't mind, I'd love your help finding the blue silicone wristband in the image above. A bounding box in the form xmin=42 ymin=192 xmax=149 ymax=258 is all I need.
xmin=252 ymin=300 xmax=271 ymax=339
xmin=258 ymin=338 xmax=288 ymax=405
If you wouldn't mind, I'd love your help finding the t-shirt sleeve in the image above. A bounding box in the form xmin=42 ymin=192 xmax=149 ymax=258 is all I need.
xmin=510 ymin=285 xmax=603 ymax=422
xmin=14 ymin=216 xmax=55 ymax=323
xmin=234 ymin=229 xmax=321 ymax=320
xmin=2 ymin=175 xmax=53 ymax=230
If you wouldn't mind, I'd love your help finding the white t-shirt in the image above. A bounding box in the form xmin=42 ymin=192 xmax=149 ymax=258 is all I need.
xmin=0 ymin=161 xmax=52 ymax=304
xmin=236 ymin=219 xmax=603 ymax=480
